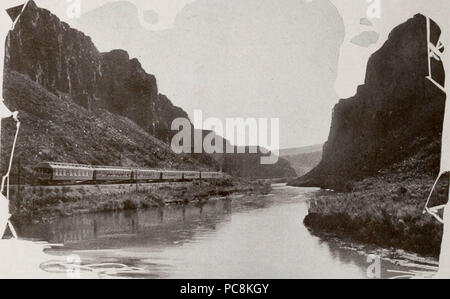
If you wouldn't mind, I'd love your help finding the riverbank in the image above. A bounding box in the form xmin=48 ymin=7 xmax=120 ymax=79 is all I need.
xmin=301 ymin=170 xmax=445 ymax=258
xmin=10 ymin=178 xmax=271 ymax=225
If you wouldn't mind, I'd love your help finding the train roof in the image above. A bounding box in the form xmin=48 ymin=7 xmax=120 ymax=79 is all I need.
xmin=94 ymin=166 xmax=133 ymax=171
xmin=34 ymin=162 xmax=222 ymax=174
xmin=34 ymin=162 xmax=94 ymax=170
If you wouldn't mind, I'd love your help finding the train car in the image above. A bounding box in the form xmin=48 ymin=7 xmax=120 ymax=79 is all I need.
xmin=34 ymin=162 xmax=94 ymax=183
xmin=201 ymin=172 xmax=224 ymax=179
xmin=136 ymin=169 xmax=162 ymax=181
xmin=93 ymin=166 xmax=133 ymax=182
xmin=35 ymin=161 xmax=227 ymax=185
xmin=182 ymin=171 xmax=201 ymax=180
xmin=161 ymin=170 xmax=184 ymax=180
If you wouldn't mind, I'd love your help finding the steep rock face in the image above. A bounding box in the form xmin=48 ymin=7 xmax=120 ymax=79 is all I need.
xmin=5 ymin=0 xmax=186 ymax=142
xmin=293 ymin=14 xmax=446 ymax=190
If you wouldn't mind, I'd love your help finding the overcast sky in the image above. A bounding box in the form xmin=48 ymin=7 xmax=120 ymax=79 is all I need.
xmin=32 ymin=0 xmax=450 ymax=149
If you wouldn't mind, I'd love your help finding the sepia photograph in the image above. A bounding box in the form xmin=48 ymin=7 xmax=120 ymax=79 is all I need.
xmin=0 ymin=0 xmax=449 ymax=284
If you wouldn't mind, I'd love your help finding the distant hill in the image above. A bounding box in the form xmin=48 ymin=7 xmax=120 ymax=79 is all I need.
xmin=279 ymin=144 xmax=323 ymax=157
xmin=282 ymin=151 xmax=322 ymax=177
xmin=279 ymin=145 xmax=323 ymax=176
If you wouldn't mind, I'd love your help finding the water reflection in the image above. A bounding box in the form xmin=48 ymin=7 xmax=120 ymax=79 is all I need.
xmin=16 ymin=185 xmax=431 ymax=279
xmin=19 ymin=200 xmax=233 ymax=250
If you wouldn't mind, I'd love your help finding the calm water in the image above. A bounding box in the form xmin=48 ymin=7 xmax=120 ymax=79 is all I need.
xmin=17 ymin=184 xmax=437 ymax=279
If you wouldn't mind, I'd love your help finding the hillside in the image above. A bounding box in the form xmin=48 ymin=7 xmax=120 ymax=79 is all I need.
xmin=1 ymin=70 xmax=217 ymax=182
xmin=0 ymin=1 xmax=295 ymax=180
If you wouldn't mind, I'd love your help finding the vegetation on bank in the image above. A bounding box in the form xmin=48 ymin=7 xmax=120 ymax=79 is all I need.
xmin=9 ymin=178 xmax=271 ymax=225
xmin=303 ymin=168 xmax=446 ymax=258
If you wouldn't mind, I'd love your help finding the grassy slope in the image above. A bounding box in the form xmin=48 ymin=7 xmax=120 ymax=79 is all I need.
xmin=1 ymin=70 xmax=217 ymax=182
xmin=304 ymin=146 xmax=446 ymax=258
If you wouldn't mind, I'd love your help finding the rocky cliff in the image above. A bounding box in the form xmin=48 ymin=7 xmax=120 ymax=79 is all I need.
xmin=292 ymin=14 xmax=446 ymax=190
xmin=2 ymin=1 xmax=295 ymax=179
xmin=6 ymin=0 xmax=186 ymax=143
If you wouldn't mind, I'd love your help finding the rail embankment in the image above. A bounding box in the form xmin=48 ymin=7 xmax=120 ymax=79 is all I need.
xmin=9 ymin=178 xmax=271 ymax=225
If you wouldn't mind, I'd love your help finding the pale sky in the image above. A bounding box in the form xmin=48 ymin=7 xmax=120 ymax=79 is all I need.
xmin=27 ymin=0 xmax=450 ymax=149
xmin=72 ymin=0 xmax=344 ymax=149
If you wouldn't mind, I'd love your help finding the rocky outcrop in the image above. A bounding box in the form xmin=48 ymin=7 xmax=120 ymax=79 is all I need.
xmin=5 ymin=0 xmax=187 ymax=142
xmin=291 ymin=14 xmax=446 ymax=190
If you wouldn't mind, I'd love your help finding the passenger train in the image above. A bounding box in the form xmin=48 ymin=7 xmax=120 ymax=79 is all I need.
xmin=34 ymin=162 xmax=225 ymax=185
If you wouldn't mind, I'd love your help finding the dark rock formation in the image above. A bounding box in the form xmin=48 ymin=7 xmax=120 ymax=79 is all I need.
xmin=292 ymin=14 xmax=446 ymax=190
xmin=5 ymin=0 xmax=186 ymax=142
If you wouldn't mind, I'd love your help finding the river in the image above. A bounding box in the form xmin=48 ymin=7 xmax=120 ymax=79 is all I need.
xmin=16 ymin=184 xmax=438 ymax=279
